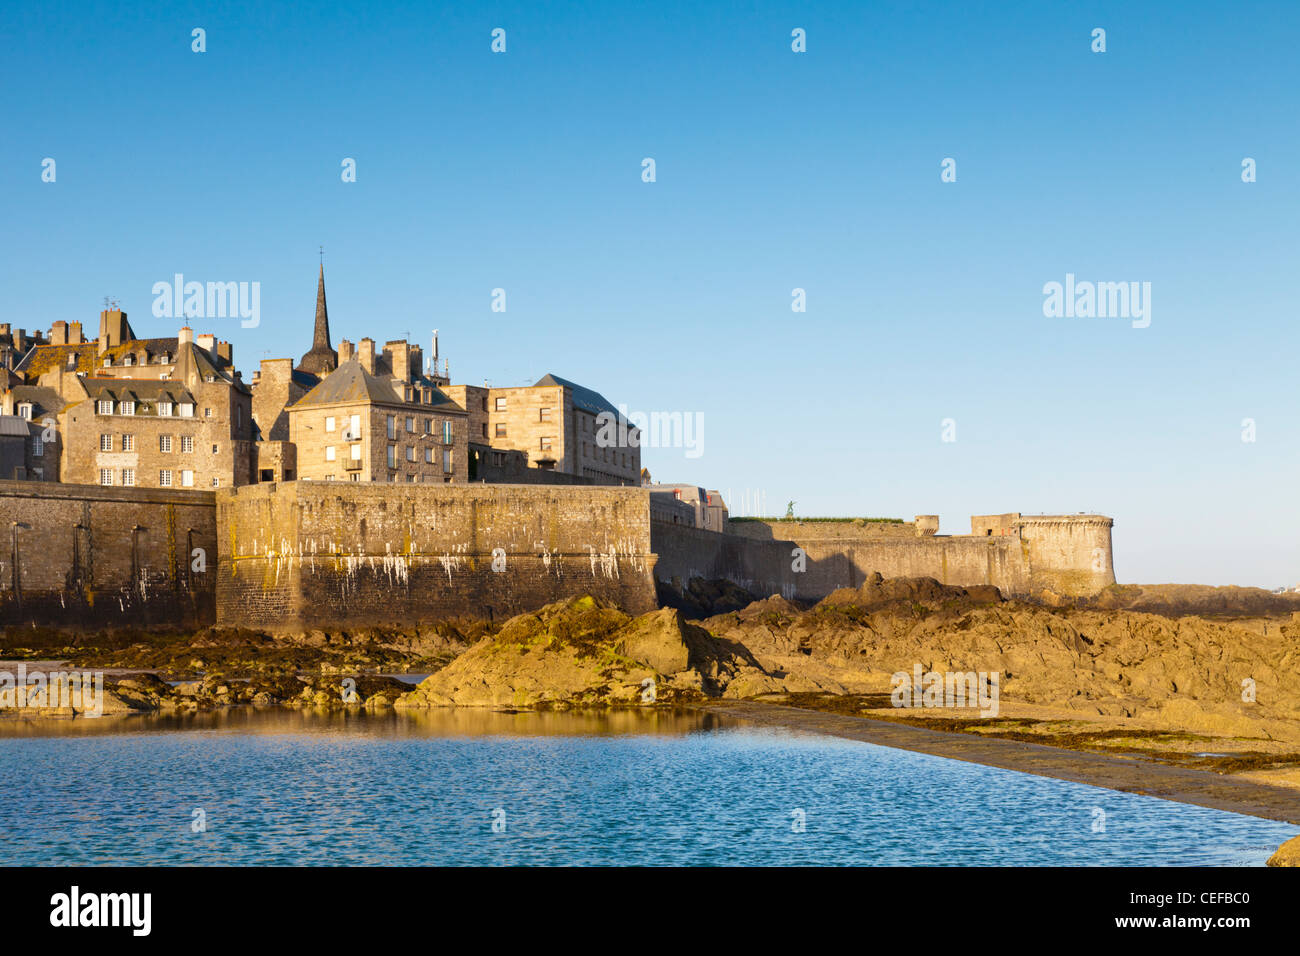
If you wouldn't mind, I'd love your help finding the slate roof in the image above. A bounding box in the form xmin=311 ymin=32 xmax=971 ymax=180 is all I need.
xmin=0 ymin=415 xmax=31 ymax=437
xmin=533 ymin=373 xmax=631 ymax=425
xmin=15 ymin=337 xmax=181 ymax=378
xmin=292 ymin=359 xmax=465 ymax=413
xmin=81 ymin=377 xmax=196 ymax=408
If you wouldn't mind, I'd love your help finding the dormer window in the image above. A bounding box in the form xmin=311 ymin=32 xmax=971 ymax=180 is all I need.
xmin=158 ymin=402 xmax=173 ymax=417
xmin=103 ymin=357 xmax=112 ymax=367
xmin=179 ymin=402 xmax=194 ymax=418
xmin=17 ymin=403 xmax=32 ymax=420
xmin=123 ymin=355 xmax=133 ymax=366
xmin=66 ymin=354 xmax=77 ymax=368
xmin=120 ymin=400 xmax=135 ymax=415
xmin=204 ymin=374 xmax=215 ymax=383
xmin=97 ymin=400 xmax=113 ymax=415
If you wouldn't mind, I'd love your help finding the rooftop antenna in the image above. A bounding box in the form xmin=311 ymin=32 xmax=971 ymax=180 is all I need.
xmin=319 ymin=245 xmax=324 ymax=265
xmin=431 ymin=329 xmax=439 ymax=375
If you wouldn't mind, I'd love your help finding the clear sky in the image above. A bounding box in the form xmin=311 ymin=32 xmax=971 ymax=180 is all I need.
xmin=2 ymin=1 xmax=1296 ymax=586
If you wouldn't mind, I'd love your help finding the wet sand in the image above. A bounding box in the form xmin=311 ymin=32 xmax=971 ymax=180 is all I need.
xmin=697 ymin=700 xmax=1300 ymax=825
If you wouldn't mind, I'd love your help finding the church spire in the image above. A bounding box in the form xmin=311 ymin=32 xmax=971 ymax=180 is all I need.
xmin=313 ymin=263 xmax=331 ymax=350
xmin=298 ymin=261 xmax=339 ymax=375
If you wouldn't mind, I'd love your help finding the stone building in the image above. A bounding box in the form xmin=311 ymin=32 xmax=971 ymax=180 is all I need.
xmin=58 ymin=327 xmax=254 ymax=488
xmin=444 ymin=374 xmax=640 ymax=486
xmin=287 ymin=337 xmax=467 ymax=483
xmin=0 ymin=380 xmax=65 ymax=481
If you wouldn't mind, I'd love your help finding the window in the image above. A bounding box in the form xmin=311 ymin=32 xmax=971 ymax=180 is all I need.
xmin=406 ymin=416 xmax=416 ymax=433
xmin=494 ymin=397 xmax=507 ymax=411
xmin=99 ymin=468 xmax=112 ymax=486
xmin=67 ymin=354 xmax=77 ymax=368
xmin=406 ymin=473 xmax=415 ymax=483
xmin=350 ymin=414 xmax=361 ymax=436
xmin=179 ymin=403 xmax=194 ymax=418
xmin=122 ymin=434 xmax=134 ymax=452
xmin=123 ymin=355 xmax=133 ymax=366
xmin=159 ymin=470 xmax=172 ymax=487
xmin=326 ymin=446 xmax=336 ymax=461
xmin=181 ymin=470 xmax=194 ymax=487
xmin=424 ymin=447 xmax=433 ymax=463
xmin=406 ymin=446 xmax=415 ymax=462
xmin=181 ymin=436 xmax=193 ymax=453
xmin=387 ymin=445 xmax=396 ymax=468
xmin=539 ymin=407 xmax=551 ymax=421
xmin=495 ymin=423 xmax=507 ymax=438
xmin=97 ymin=400 xmax=113 ymax=415
xmin=211 ymin=445 xmax=218 ymax=454
xmin=350 ymin=444 xmax=362 ymax=461
xmin=424 ymin=418 xmax=433 ymax=434
xmin=211 ymin=477 xmax=220 ymax=487
xmin=442 ymin=420 xmax=453 ymax=444
xmin=121 ymin=468 xmax=135 ymax=486
xmin=17 ymin=403 xmax=32 ymax=420
xmin=32 ymin=438 xmax=44 ymax=457
xmin=326 ymin=416 xmax=336 ymax=432
xmin=387 ymin=415 xmax=396 ymax=439
xmin=204 ymin=407 xmax=213 ymax=418
xmin=443 ymin=449 xmax=453 ymax=473
xmin=481 ymin=423 xmax=488 ymax=438
xmin=480 ymin=397 xmax=487 ymax=412
xmin=160 ymin=435 xmax=172 ymax=453
xmin=100 ymin=434 xmax=113 ymax=452
xmin=120 ymin=401 xmax=135 ymax=415
xmin=158 ymin=402 xmax=173 ymax=416
xmin=540 ymin=437 xmax=552 ymax=451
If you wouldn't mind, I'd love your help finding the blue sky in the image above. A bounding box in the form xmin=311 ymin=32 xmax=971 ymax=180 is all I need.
xmin=2 ymin=1 xmax=1296 ymax=586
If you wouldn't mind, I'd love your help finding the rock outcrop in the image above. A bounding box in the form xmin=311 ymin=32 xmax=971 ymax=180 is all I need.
xmin=1267 ymin=835 xmax=1300 ymax=866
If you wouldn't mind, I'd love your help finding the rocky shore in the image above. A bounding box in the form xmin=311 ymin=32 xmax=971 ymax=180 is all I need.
xmin=5 ymin=575 xmax=1300 ymax=787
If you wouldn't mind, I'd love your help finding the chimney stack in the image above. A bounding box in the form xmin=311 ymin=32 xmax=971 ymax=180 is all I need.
xmin=50 ymin=321 xmax=68 ymax=346
xmin=196 ymin=332 xmax=216 ymax=353
xmin=338 ymin=339 xmax=355 ymax=364
xmin=357 ymin=337 xmax=376 ymax=374
xmin=69 ymin=321 xmax=83 ymax=345
xmin=384 ymin=340 xmax=412 ymax=383
xmin=178 ymin=326 xmax=194 ymax=345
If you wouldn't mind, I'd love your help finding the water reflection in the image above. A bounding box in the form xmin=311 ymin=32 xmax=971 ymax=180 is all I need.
xmin=0 ymin=706 xmax=733 ymax=740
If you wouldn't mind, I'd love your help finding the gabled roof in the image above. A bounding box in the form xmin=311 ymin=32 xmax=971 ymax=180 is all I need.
xmin=292 ymin=359 xmax=465 ymax=413
xmin=172 ymin=340 xmax=250 ymax=394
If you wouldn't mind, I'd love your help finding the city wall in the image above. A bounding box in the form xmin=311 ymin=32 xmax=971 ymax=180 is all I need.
xmin=216 ymin=482 xmax=658 ymax=631
xmin=0 ymin=482 xmax=1115 ymax=633
xmin=0 ymin=481 xmax=217 ymax=628
xmin=654 ymin=515 xmax=1115 ymax=601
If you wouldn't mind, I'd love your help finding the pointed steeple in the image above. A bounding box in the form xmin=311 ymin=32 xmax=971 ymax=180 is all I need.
xmin=298 ymin=262 xmax=338 ymax=375
xmin=313 ymin=264 xmax=331 ymax=349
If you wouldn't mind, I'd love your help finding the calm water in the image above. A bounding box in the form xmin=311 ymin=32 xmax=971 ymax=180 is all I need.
xmin=0 ymin=709 xmax=1294 ymax=866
